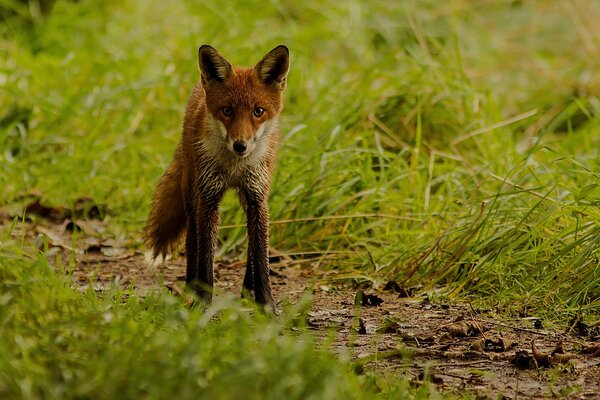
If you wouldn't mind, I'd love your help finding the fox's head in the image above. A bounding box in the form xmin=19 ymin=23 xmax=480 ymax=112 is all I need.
xmin=199 ymin=45 xmax=290 ymax=158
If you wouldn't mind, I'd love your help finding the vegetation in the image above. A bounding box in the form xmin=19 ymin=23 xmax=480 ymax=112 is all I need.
xmin=1 ymin=0 xmax=598 ymax=398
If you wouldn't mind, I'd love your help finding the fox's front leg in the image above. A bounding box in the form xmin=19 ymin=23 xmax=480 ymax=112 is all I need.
xmin=242 ymin=190 xmax=275 ymax=309
xmin=239 ymin=191 xmax=255 ymax=299
xmin=187 ymin=187 xmax=224 ymax=303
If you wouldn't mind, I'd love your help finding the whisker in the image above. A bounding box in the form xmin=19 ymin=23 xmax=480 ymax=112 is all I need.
xmin=256 ymin=133 xmax=272 ymax=142
xmin=208 ymin=132 xmax=227 ymax=143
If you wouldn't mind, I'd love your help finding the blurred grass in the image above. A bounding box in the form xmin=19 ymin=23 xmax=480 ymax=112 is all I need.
xmin=1 ymin=0 xmax=599 ymax=314
xmin=0 ymin=0 xmax=599 ymax=396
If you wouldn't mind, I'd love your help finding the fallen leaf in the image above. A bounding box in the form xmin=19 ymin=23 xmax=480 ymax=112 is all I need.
xmin=438 ymin=332 xmax=453 ymax=344
xmin=484 ymin=336 xmax=516 ymax=352
xmin=164 ymin=282 xmax=184 ymax=297
xmin=471 ymin=338 xmax=485 ymax=352
xmin=446 ymin=321 xmax=484 ymax=338
xmin=550 ymin=352 xmax=574 ymax=364
xmin=531 ymin=340 xmax=551 ymax=367
xmin=34 ymin=225 xmax=79 ymax=253
xmin=67 ymin=219 xmax=106 ymax=235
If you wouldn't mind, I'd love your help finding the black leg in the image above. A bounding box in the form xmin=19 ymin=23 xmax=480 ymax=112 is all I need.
xmin=246 ymin=199 xmax=274 ymax=309
xmin=195 ymin=197 xmax=222 ymax=304
xmin=238 ymin=191 xmax=254 ymax=299
xmin=241 ymin=257 xmax=255 ymax=299
xmin=185 ymin=214 xmax=199 ymax=292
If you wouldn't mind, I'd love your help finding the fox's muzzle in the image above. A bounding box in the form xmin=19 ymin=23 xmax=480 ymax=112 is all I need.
xmin=227 ymin=137 xmax=256 ymax=157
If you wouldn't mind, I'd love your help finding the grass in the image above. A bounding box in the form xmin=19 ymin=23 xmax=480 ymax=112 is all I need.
xmin=1 ymin=0 xmax=599 ymax=398
xmin=0 ymin=235 xmax=435 ymax=399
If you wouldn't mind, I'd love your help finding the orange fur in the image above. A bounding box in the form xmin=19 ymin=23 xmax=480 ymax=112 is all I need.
xmin=145 ymin=45 xmax=289 ymax=309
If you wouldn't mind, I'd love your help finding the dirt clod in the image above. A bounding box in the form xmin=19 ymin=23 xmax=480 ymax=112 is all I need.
xmin=355 ymin=290 xmax=384 ymax=307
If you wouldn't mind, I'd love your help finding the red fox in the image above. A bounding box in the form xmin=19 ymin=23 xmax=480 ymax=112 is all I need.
xmin=145 ymin=45 xmax=290 ymax=310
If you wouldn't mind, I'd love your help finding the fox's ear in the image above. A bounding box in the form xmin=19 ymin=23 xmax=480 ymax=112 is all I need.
xmin=198 ymin=45 xmax=233 ymax=85
xmin=254 ymin=45 xmax=289 ymax=90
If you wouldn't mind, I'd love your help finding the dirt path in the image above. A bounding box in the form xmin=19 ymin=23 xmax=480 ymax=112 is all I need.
xmin=4 ymin=215 xmax=600 ymax=399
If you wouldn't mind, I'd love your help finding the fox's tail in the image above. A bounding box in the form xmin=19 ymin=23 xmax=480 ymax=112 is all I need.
xmin=144 ymin=157 xmax=186 ymax=259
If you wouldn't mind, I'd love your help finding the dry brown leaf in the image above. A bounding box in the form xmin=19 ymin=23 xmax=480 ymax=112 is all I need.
xmin=446 ymin=321 xmax=483 ymax=338
xmin=550 ymin=352 xmax=574 ymax=364
xmin=34 ymin=225 xmax=80 ymax=253
xmin=68 ymin=219 xmax=106 ymax=235
xmin=484 ymin=336 xmax=516 ymax=352
xmin=438 ymin=332 xmax=453 ymax=344
xmin=164 ymin=282 xmax=185 ymax=297
xmin=471 ymin=338 xmax=485 ymax=352
xmin=531 ymin=340 xmax=551 ymax=368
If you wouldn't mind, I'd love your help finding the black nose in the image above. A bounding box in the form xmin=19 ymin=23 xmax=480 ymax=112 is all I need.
xmin=233 ymin=140 xmax=247 ymax=154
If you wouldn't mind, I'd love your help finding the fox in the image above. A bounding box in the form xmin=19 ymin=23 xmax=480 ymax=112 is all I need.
xmin=145 ymin=45 xmax=290 ymax=310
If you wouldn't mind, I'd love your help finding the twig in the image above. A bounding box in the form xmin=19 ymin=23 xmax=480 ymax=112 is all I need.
xmin=220 ymin=213 xmax=423 ymax=230
xmin=467 ymin=301 xmax=488 ymax=340
xmin=416 ymin=360 xmax=490 ymax=369
xmin=474 ymin=318 xmax=550 ymax=336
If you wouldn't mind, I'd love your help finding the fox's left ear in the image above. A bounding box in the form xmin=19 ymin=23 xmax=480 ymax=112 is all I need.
xmin=254 ymin=45 xmax=290 ymax=90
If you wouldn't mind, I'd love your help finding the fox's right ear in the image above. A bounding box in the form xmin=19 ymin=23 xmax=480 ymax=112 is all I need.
xmin=198 ymin=45 xmax=233 ymax=85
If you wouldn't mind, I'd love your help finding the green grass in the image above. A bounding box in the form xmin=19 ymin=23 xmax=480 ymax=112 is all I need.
xmin=0 ymin=235 xmax=436 ymax=399
xmin=1 ymin=0 xmax=599 ymax=398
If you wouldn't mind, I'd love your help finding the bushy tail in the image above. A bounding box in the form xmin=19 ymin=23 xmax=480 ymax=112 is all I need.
xmin=144 ymin=157 xmax=186 ymax=259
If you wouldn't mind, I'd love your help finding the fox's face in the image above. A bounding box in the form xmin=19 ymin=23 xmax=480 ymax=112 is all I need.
xmin=199 ymin=45 xmax=289 ymax=158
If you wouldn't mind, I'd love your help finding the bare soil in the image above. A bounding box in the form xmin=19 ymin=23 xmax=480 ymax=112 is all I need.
xmin=4 ymin=214 xmax=600 ymax=400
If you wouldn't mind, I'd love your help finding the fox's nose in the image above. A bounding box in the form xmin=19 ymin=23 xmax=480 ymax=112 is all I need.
xmin=233 ymin=140 xmax=247 ymax=154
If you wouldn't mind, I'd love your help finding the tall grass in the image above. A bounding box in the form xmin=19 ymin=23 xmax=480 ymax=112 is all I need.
xmin=1 ymin=0 xmax=599 ymax=319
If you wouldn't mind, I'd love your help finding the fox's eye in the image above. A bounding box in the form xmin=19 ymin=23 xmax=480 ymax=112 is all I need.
xmin=222 ymin=106 xmax=233 ymax=116
xmin=253 ymin=107 xmax=264 ymax=117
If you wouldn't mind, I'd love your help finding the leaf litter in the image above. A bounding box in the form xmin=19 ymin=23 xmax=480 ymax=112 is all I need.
xmin=3 ymin=216 xmax=600 ymax=399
